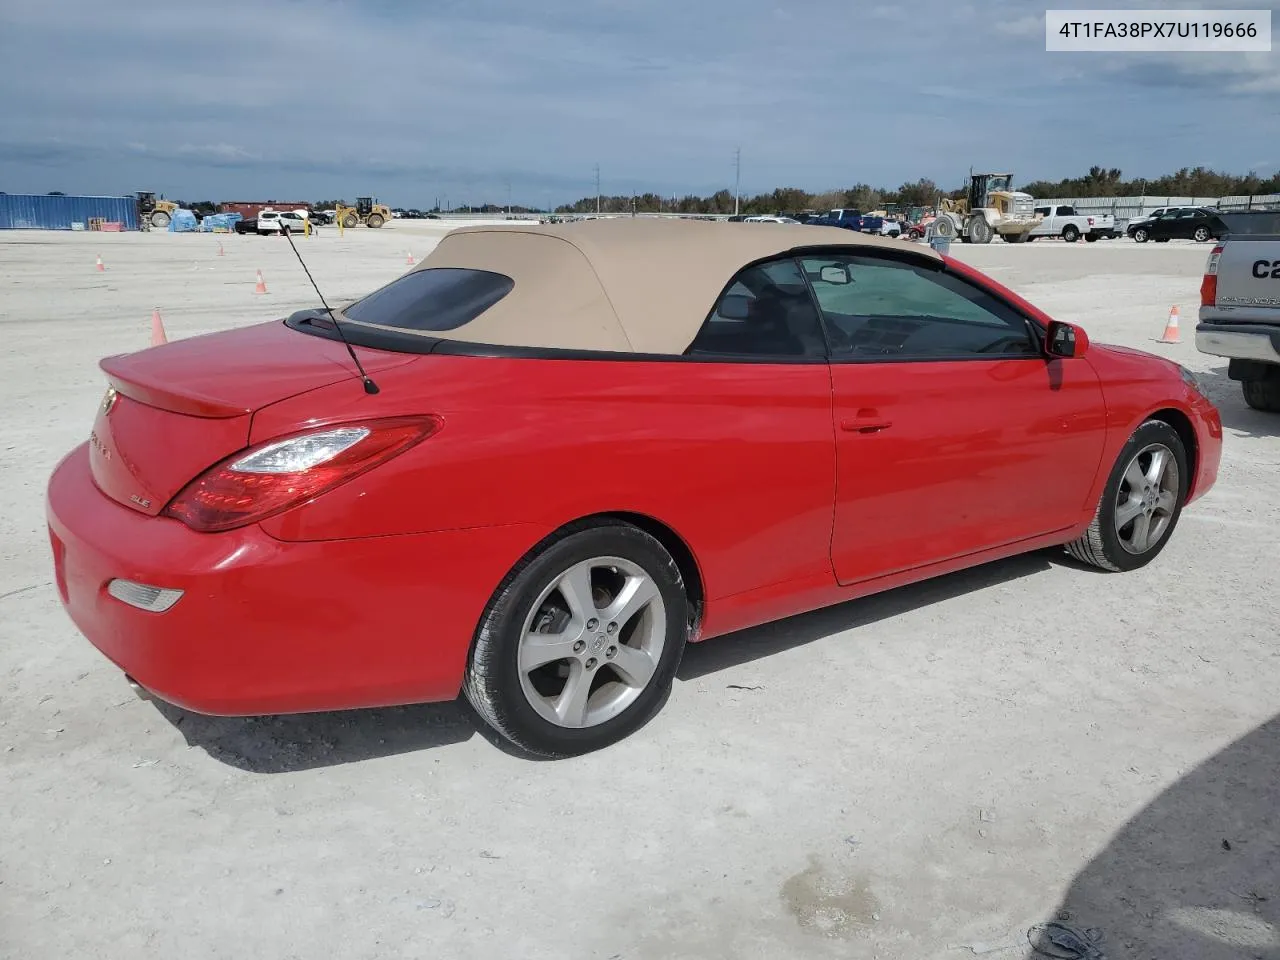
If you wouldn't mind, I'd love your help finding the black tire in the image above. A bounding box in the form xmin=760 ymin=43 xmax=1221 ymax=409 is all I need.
xmin=1242 ymin=378 xmax=1280 ymax=412
xmin=1085 ymin=233 xmax=1098 ymax=243
xmin=970 ymin=218 xmax=993 ymax=244
xmin=1194 ymin=226 xmax=1211 ymax=242
xmin=1062 ymin=224 xmax=1080 ymax=243
xmin=367 ymin=214 xmax=385 ymax=228
xmin=342 ymin=214 xmax=359 ymax=229
xmin=1064 ymin=420 xmax=1189 ymax=572
xmin=464 ymin=521 xmax=689 ymax=758
xmin=1133 ymin=228 xmax=1149 ymax=243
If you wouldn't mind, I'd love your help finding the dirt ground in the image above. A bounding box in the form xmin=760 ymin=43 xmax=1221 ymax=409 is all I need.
xmin=2 ymin=224 xmax=1276 ymax=960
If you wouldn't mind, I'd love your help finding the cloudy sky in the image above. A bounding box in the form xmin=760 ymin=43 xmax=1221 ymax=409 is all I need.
xmin=0 ymin=0 xmax=1276 ymax=207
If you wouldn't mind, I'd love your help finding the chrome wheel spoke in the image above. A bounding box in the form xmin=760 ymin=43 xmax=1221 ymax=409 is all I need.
xmin=556 ymin=563 xmax=597 ymax=623
xmin=1123 ymin=458 xmax=1147 ymax=492
xmin=609 ymin=644 xmax=657 ymax=688
xmin=1128 ymin=513 xmax=1152 ymax=552
xmin=1144 ymin=448 xmax=1168 ymax=486
xmin=519 ymin=631 xmax=581 ymax=672
xmin=602 ymin=575 xmax=658 ymax=632
xmin=1115 ymin=496 xmax=1145 ymax=529
xmin=554 ymin=663 xmax=592 ymax=726
xmin=1156 ymin=490 xmax=1177 ymax=515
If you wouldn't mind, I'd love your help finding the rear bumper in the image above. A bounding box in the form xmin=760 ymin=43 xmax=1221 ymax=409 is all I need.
xmin=47 ymin=444 xmax=543 ymax=716
xmin=1196 ymin=323 xmax=1280 ymax=365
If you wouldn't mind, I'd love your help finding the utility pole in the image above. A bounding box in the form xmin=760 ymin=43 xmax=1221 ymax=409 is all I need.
xmin=505 ymin=180 xmax=512 ymax=213
xmin=734 ymin=147 xmax=741 ymax=217
xmin=594 ymin=163 xmax=601 ymax=215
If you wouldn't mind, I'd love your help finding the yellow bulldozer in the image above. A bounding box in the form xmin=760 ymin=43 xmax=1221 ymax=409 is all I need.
xmin=932 ymin=173 xmax=1040 ymax=244
xmin=136 ymin=192 xmax=179 ymax=229
xmin=335 ymin=197 xmax=391 ymax=229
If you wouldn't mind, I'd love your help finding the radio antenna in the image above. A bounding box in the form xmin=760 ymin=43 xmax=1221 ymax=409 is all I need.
xmin=280 ymin=222 xmax=379 ymax=395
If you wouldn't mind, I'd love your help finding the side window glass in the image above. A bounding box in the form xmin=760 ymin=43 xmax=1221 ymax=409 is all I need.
xmin=687 ymin=259 xmax=826 ymax=359
xmin=800 ymin=256 xmax=1038 ymax=360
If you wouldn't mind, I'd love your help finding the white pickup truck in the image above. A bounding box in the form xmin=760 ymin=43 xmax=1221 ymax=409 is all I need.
xmin=1196 ymin=233 xmax=1280 ymax=411
xmin=1026 ymin=204 xmax=1119 ymax=243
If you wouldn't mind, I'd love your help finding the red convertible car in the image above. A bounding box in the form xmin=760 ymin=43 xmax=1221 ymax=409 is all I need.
xmin=47 ymin=219 xmax=1222 ymax=757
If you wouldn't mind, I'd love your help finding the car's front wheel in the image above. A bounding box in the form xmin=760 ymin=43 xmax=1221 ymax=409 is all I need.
xmin=1065 ymin=420 xmax=1188 ymax=572
xmin=1133 ymin=228 xmax=1149 ymax=243
xmin=464 ymin=521 xmax=689 ymax=757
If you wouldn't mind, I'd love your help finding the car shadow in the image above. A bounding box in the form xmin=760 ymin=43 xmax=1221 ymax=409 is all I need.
xmin=1197 ymin=364 xmax=1280 ymax=438
xmin=1024 ymin=713 xmax=1280 ymax=959
xmin=150 ymin=697 xmax=478 ymax=773
xmin=679 ymin=550 xmax=1056 ymax=680
xmin=156 ymin=549 xmax=1062 ymax=772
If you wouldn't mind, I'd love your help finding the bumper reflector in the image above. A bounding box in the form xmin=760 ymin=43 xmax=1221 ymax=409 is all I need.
xmin=107 ymin=579 xmax=184 ymax=613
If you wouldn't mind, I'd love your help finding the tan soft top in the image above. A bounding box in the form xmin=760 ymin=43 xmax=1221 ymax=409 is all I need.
xmin=345 ymin=216 xmax=938 ymax=354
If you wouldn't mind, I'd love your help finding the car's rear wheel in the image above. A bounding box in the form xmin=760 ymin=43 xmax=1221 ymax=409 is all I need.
xmin=1242 ymin=377 xmax=1280 ymax=412
xmin=1065 ymin=420 xmax=1188 ymax=572
xmin=464 ymin=521 xmax=689 ymax=757
xmin=1194 ymin=226 xmax=1211 ymax=242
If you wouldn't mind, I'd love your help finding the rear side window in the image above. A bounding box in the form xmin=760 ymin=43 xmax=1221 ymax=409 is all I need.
xmin=343 ymin=268 xmax=514 ymax=331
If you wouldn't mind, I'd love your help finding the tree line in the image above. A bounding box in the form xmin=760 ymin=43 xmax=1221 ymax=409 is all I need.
xmin=138 ymin=165 xmax=1280 ymax=218
xmin=553 ymin=166 xmax=1280 ymax=215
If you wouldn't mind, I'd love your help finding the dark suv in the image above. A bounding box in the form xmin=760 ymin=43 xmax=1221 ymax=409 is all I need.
xmin=1128 ymin=206 xmax=1225 ymax=243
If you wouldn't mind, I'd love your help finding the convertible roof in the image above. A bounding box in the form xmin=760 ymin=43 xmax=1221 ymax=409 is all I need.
xmin=346 ymin=217 xmax=939 ymax=354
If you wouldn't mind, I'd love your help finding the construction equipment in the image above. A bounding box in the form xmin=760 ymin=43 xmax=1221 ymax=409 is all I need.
xmin=335 ymin=197 xmax=391 ymax=229
xmin=136 ymin=192 xmax=179 ymax=230
xmin=932 ymin=173 xmax=1039 ymax=244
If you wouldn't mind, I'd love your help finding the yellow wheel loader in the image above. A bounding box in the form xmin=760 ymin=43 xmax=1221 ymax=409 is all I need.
xmin=335 ymin=197 xmax=392 ymax=229
xmin=932 ymin=173 xmax=1040 ymax=244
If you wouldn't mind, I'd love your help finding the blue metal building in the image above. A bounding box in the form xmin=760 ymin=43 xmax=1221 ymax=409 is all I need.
xmin=0 ymin=194 xmax=140 ymax=230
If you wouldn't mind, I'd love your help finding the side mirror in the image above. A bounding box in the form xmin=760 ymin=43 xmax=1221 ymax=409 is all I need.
xmin=819 ymin=265 xmax=852 ymax=284
xmin=718 ymin=295 xmax=752 ymax=320
xmin=1045 ymin=320 xmax=1090 ymax=359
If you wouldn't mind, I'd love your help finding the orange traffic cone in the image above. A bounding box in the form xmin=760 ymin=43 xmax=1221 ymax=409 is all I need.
xmin=254 ymin=269 xmax=267 ymax=294
xmin=217 ymin=242 xmax=225 ymax=257
xmin=1158 ymin=305 xmax=1181 ymax=343
xmin=150 ymin=308 xmax=168 ymax=346
xmin=405 ymin=250 xmax=415 ymax=265
xmin=95 ymin=255 xmax=105 ymax=272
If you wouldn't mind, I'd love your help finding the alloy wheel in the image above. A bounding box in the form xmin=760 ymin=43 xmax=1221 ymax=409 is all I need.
xmin=1114 ymin=442 xmax=1180 ymax=554
xmin=517 ymin=556 xmax=667 ymax=728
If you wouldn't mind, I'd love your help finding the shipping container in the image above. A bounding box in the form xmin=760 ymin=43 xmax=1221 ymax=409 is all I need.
xmin=0 ymin=194 xmax=140 ymax=231
xmin=219 ymin=201 xmax=312 ymax=219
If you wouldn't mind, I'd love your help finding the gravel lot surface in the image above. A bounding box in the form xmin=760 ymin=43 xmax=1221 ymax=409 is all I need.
xmin=2 ymin=224 xmax=1276 ymax=959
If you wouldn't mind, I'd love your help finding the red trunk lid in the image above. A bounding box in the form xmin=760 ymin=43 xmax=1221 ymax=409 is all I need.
xmin=89 ymin=319 xmax=416 ymax=515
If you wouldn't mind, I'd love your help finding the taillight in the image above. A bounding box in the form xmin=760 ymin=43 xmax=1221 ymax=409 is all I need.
xmin=1201 ymin=243 xmax=1225 ymax=306
xmin=164 ymin=416 xmax=440 ymax=532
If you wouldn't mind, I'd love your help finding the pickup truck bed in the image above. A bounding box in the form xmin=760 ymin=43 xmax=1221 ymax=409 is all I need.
xmin=1196 ymin=234 xmax=1280 ymax=411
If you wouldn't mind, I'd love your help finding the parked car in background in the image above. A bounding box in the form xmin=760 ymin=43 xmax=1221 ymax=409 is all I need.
xmin=1027 ymin=205 xmax=1118 ymax=243
xmin=1128 ymin=207 xmax=1225 ymax=243
xmin=1124 ymin=206 xmax=1196 ymax=231
xmin=233 ymin=217 xmax=258 ymax=235
xmin=257 ymin=210 xmax=312 ymax=235
xmin=47 ymin=218 xmax=1221 ymax=758
xmin=744 ymin=215 xmax=800 ymax=224
xmin=1196 ymin=234 xmax=1280 ymax=411
xmin=810 ymin=209 xmax=887 ymax=234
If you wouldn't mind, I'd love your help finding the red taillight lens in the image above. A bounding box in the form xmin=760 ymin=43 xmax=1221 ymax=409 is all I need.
xmin=1200 ymin=273 xmax=1217 ymax=306
xmin=1201 ymin=243 xmax=1225 ymax=306
xmin=164 ymin=416 xmax=440 ymax=532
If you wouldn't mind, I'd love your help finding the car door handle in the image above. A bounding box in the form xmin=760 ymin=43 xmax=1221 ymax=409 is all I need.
xmin=840 ymin=416 xmax=893 ymax=434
